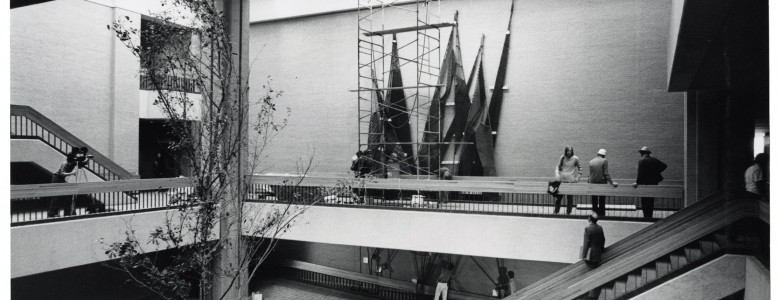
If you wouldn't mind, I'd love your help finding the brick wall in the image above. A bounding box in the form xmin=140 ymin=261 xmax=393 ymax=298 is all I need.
xmin=248 ymin=0 xmax=685 ymax=181
xmin=11 ymin=1 xmax=140 ymax=174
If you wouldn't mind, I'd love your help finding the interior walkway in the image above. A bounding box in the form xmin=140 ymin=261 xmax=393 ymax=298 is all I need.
xmin=252 ymin=278 xmax=378 ymax=300
xmin=12 ymin=189 xmax=674 ymax=224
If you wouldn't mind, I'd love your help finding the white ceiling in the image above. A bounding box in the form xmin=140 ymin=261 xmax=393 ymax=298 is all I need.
xmin=88 ymin=0 xmax=383 ymax=22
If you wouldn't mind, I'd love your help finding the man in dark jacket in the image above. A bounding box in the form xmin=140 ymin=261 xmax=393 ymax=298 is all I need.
xmin=582 ymin=212 xmax=606 ymax=299
xmin=632 ymin=146 xmax=667 ymax=219
xmin=582 ymin=213 xmax=606 ymax=267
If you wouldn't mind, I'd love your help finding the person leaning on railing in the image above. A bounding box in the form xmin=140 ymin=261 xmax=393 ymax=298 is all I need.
xmin=631 ymin=146 xmax=667 ymax=219
xmin=553 ymin=146 xmax=582 ymax=215
xmin=588 ymin=149 xmax=618 ymax=217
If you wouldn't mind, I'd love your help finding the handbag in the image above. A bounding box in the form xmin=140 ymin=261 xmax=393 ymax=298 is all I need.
xmin=547 ymin=181 xmax=561 ymax=196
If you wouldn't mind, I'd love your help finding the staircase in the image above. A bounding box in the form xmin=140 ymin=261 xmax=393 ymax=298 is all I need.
xmin=584 ymin=230 xmax=744 ymax=300
xmin=508 ymin=192 xmax=765 ymax=300
xmin=274 ymin=259 xmax=494 ymax=300
xmin=11 ymin=104 xmax=135 ymax=180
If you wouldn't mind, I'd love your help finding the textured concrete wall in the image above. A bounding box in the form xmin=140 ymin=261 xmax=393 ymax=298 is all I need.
xmin=11 ymin=210 xmax=185 ymax=278
xmin=248 ymin=0 xmax=685 ymax=180
xmin=11 ymin=0 xmax=140 ymax=174
xmin=744 ymin=256 xmax=770 ymax=300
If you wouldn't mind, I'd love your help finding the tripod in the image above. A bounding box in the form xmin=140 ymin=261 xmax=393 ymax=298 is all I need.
xmin=68 ymin=167 xmax=89 ymax=215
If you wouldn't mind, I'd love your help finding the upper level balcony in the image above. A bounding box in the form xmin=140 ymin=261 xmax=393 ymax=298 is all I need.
xmin=11 ymin=174 xmax=685 ymax=278
xmin=139 ymin=73 xmax=200 ymax=94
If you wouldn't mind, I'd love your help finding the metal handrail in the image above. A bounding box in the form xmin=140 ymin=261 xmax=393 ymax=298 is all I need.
xmin=10 ymin=178 xmax=194 ymax=225
xmin=11 ymin=104 xmax=136 ymax=180
xmin=508 ymin=193 xmax=759 ymax=300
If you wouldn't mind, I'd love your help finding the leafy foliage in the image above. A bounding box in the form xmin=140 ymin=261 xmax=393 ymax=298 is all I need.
xmin=104 ymin=1 xmax=311 ymax=299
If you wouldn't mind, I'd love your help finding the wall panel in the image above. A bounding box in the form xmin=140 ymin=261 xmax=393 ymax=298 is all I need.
xmin=247 ymin=0 xmax=684 ymax=181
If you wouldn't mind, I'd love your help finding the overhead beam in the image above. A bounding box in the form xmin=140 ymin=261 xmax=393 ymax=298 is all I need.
xmin=363 ymin=22 xmax=455 ymax=36
xmin=667 ymin=0 xmax=733 ymax=92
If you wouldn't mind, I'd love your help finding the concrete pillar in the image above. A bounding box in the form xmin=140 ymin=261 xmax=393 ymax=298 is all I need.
xmin=720 ymin=90 xmax=754 ymax=192
xmin=683 ymin=92 xmax=697 ymax=206
xmin=212 ymin=0 xmax=250 ymax=299
xmin=720 ymin=18 xmax=758 ymax=193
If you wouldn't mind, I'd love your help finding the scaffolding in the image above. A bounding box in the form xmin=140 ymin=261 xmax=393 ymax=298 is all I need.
xmin=355 ymin=0 xmax=454 ymax=177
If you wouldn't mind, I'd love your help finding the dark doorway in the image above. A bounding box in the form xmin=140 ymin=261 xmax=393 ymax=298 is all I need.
xmin=138 ymin=119 xmax=193 ymax=179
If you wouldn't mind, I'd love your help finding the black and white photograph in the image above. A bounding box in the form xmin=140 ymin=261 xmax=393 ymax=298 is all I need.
xmin=5 ymin=0 xmax=772 ymax=299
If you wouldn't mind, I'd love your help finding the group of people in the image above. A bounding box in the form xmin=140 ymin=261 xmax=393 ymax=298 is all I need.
xmin=551 ymin=146 xmax=667 ymax=219
xmin=351 ymin=144 xmax=772 ymax=220
xmin=433 ymin=263 xmax=517 ymax=300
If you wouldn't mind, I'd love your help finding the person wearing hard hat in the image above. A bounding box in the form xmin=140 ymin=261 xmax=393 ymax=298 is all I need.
xmin=632 ymin=146 xmax=667 ymax=219
xmin=588 ymin=149 xmax=618 ymax=217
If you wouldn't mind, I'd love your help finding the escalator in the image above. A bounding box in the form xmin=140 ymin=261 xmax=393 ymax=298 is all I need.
xmin=509 ymin=192 xmax=768 ymax=300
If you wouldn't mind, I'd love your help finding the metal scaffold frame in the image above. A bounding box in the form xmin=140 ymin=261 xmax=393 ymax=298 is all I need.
xmin=355 ymin=0 xmax=453 ymax=177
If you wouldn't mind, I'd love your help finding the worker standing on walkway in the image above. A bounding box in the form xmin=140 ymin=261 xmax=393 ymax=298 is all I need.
xmin=434 ymin=262 xmax=455 ymax=300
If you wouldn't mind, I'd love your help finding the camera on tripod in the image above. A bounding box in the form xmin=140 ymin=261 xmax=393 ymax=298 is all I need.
xmin=74 ymin=147 xmax=94 ymax=168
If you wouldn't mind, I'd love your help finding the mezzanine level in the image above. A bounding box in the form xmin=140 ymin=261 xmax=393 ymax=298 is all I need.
xmin=11 ymin=175 xmax=683 ymax=278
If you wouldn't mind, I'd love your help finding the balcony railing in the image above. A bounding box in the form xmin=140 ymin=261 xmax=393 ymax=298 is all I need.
xmin=11 ymin=178 xmax=192 ymax=226
xmin=10 ymin=175 xmax=685 ymax=226
xmin=140 ymin=74 xmax=200 ymax=94
xmin=248 ymin=175 xmax=684 ymax=220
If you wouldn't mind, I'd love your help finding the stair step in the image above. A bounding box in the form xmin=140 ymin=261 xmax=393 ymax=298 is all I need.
xmin=604 ymin=287 xmax=615 ymax=300
xmin=699 ymin=239 xmax=720 ymax=255
xmin=625 ymin=274 xmax=641 ymax=292
xmin=642 ymin=266 xmax=656 ymax=283
xmin=656 ymin=260 xmax=671 ymax=277
xmin=598 ymin=286 xmax=614 ymax=300
xmin=613 ymin=280 xmax=626 ymax=298
xmin=669 ymin=253 xmax=688 ymax=270
xmin=684 ymin=246 xmax=703 ymax=262
xmin=713 ymin=232 xmax=729 ymax=249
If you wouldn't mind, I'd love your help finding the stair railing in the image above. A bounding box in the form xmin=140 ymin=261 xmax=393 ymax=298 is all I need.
xmin=11 ymin=105 xmax=136 ymax=180
xmin=508 ymin=192 xmax=761 ymax=300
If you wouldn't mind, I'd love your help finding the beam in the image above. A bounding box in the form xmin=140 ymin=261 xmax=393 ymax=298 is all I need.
xmin=363 ymin=22 xmax=455 ymax=36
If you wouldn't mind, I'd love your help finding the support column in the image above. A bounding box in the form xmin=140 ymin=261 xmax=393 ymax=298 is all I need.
xmin=720 ymin=19 xmax=758 ymax=194
xmin=720 ymin=90 xmax=754 ymax=192
xmin=212 ymin=0 xmax=250 ymax=299
xmin=683 ymin=92 xmax=698 ymax=206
